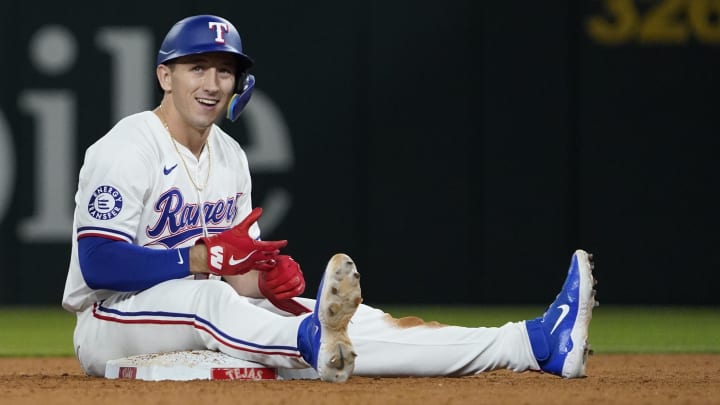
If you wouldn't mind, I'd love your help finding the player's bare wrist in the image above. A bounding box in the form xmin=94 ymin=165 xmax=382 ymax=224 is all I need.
xmin=189 ymin=245 xmax=210 ymax=275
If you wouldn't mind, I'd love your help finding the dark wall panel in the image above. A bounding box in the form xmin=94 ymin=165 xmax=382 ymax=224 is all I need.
xmin=476 ymin=3 xmax=575 ymax=303
xmin=363 ymin=2 xmax=480 ymax=303
xmin=579 ymin=1 xmax=720 ymax=304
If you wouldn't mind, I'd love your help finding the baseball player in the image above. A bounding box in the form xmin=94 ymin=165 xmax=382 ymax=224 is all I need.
xmin=62 ymin=14 xmax=597 ymax=382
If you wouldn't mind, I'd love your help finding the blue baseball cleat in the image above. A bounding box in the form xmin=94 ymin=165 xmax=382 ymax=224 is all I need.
xmin=297 ymin=253 xmax=363 ymax=382
xmin=526 ymin=249 xmax=597 ymax=378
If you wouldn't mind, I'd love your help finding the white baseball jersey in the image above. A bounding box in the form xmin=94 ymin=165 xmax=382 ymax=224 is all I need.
xmin=62 ymin=111 xmax=258 ymax=312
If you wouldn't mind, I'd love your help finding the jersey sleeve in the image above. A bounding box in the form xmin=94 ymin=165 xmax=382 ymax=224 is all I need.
xmin=75 ymin=123 xmax=155 ymax=243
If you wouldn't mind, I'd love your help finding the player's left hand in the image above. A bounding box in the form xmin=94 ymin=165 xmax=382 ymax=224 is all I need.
xmin=258 ymin=255 xmax=305 ymax=300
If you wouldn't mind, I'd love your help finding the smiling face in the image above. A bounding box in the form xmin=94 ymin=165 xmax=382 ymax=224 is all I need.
xmin=157 ymin=52 xmax=237 ymax=136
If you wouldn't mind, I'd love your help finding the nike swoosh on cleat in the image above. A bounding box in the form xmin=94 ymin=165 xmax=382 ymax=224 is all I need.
xmin=550 ymin=304 xmax=571 ymax=335
xmin=163 ymin=164 xmax=178 ymax=175
xmin=176 ymin=249 xmax=184 ymax=265
xmin=228 ymin=251 xmax=256 ymax=266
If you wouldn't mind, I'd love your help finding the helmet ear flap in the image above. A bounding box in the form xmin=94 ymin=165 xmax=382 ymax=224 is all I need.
xmin=226 ymin=74 xmax=255 ymax=122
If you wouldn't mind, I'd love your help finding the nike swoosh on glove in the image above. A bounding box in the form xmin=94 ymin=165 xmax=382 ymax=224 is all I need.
xmin=196 ymin=207 xmax=287 ymax=276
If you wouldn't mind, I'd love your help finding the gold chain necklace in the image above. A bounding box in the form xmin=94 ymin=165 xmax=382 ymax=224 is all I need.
xmin=158 ymin=105 xmax=211 ymax=191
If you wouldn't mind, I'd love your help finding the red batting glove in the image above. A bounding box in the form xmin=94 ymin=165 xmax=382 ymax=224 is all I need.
xmin=258 ymin=255 xmax=306 ymax=300
xmin=259 ymin=255 xmax=310 ymax=315
xmin=196 ymin=207 xmax=287 ymax=276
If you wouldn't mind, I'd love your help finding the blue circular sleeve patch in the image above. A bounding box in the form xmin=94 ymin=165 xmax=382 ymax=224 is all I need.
xmin=87 ymin=185 xmax=124 ymax=220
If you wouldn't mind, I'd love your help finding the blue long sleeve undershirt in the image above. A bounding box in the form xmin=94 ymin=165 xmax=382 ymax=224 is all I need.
xmin=78 ymin=236 xmax=192 ymax=291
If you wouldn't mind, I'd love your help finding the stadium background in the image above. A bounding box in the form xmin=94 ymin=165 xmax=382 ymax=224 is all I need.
xmin=0 ymin=0 xmax=718 ymax=305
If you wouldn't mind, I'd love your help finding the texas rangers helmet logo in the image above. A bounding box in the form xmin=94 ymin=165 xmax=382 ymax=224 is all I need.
xmin=88 ymin=185 xmax=123 ymax=220
xmin=208 ymin=21 xmax=229 ymax=43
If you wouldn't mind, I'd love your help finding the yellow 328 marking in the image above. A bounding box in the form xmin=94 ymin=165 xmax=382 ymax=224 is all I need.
xmin=587 ymin=0 xmax=720 ymax=45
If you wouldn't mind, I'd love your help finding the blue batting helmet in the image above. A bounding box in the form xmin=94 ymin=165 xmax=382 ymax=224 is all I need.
xmin=158 ymin=15 xmax=255 ymax=121
xmin=157 ymin=15 xmax=253 ymax=69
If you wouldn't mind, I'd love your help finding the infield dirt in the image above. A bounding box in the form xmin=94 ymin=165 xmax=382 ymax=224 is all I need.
xmin=0 ymin=354 xmax=718 ymax=404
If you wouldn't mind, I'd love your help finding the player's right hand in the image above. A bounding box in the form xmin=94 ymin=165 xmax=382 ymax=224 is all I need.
xmin=196 ymin=207 xmax=287 ymax=276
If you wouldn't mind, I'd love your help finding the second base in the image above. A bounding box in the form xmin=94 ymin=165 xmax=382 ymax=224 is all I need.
xmin=105 ymin=350 xmax=319 ymax=381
